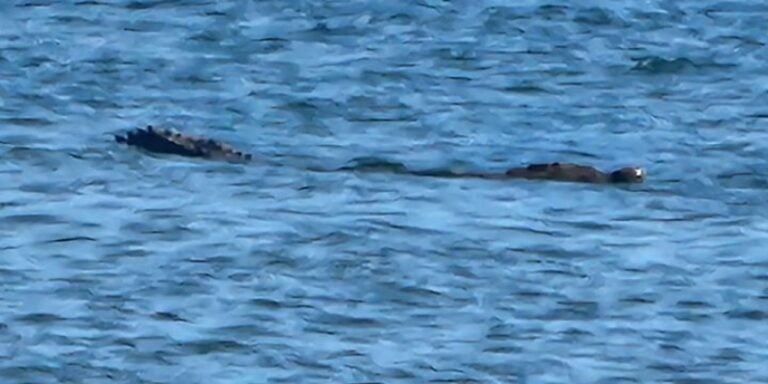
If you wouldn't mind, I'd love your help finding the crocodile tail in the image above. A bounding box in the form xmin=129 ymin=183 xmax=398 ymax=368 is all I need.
xmin=115 ymin=125 xmax=253 ymax=163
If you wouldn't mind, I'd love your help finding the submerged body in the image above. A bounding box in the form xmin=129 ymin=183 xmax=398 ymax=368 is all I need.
xmin=328 ymin=160 xmax=645 ymax=185
xmin=115 ymin=127 xmax=645 ymax=184
xmin=503 ymin=162 xmax=645 ymax=184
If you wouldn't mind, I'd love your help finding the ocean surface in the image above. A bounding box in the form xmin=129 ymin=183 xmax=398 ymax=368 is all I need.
xmin=2 ymin=1 xmax=768 ymax=383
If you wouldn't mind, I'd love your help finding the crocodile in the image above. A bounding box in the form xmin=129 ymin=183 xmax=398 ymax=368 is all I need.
xmin=115 ymin=126 xmax=645 ymax=184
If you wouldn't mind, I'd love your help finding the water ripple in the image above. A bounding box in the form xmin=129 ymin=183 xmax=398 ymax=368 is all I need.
xmin=2 ymin=1 xmax=768 ymax=383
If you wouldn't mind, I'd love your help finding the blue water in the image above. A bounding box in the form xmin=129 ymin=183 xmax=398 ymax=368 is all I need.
xmin=2 ymin=1 xmax=768 ymax=383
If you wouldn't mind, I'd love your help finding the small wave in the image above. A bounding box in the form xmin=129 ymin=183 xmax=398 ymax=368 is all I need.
xmin=44 ymin=236 xmax=97 ymax=244
xmin=630 ymin=56 xmax=735 ymax=74
xmin=1 ymin=213 xmax=65 ymax=225
xmin=574 ymin=7 xmax=623 ymax=26
xmin=177 ymin=339 xmax=251 ymax=355
xmin=631 ymin=57 xmax=698 ymax=74
xmin=335 ymin=156 xmax=410 ymax=174
xmin=0 ymin=117 xmax=54 ymax=127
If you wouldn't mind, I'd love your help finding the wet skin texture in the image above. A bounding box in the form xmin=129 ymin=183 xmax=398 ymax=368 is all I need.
xmin=115 ymin=126 xmax=252 ymax=163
